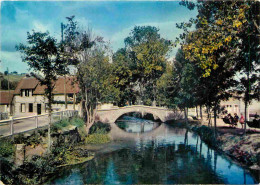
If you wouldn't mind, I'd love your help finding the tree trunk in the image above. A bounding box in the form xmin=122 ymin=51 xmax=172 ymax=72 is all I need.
xmin=47 ymin=111 xmax=51 ymax=153
xmin=244 ymin=101 xmax=248 ymax=135
xmin=196 ymin=106 xmax=199 ymax=119
xmin=213 ymin=105 xmax=217 ymax=138
xmin=200 ymin=105 xmax=203 ymax=120
xmin=207 ymin=106 xmax=211 ymax=127
xmin=73 ymin=93 xmax=76 ymax=111
xmin=85 ymin=107 xmax=97 ymax=134
xmin=184 ymin=107 xmax=188 ymax=124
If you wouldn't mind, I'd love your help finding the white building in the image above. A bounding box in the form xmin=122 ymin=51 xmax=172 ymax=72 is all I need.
xmin=220 ymin=97 xmax=260 ymax=120
xmin=12 ymin=76 xmax=79 ymax=117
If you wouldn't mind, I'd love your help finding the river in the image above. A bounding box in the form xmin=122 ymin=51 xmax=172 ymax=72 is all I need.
xmin=47 ymin=116 xmax=258 ymax=184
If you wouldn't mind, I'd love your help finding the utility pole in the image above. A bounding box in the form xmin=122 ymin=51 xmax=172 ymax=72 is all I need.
xmin=7 ymin=68 xmax=12 ymax=115
xmin=61 ymin=22 xmax=68 ymax=110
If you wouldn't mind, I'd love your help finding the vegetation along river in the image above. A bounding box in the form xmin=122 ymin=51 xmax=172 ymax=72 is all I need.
xmin=47 ymin=115 xmax=258 ymax=184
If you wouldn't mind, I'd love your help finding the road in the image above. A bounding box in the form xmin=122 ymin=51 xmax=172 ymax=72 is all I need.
xmin=0 ymin=112 xmax=64 ymax=137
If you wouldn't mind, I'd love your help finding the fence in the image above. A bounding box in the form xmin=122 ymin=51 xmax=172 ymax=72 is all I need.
xmin=0 ymin=110 xmax=78 ymax=137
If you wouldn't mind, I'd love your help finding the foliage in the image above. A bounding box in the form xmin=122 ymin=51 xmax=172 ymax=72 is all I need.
xmin=16 ymin=30 xmax=69 ymax=151
xmin=0 ymin=138 xmax=15 ymax=157
xmin=123 ymin=26 xmax=171 ymax=104
xmin=0 ymin=78 xmax=19 ymax=90
xmin=14 ymin=131 xmax=45 ymax=146
xmin=177 ymin=0 xmax=259 ymax=133
xmin=52 ymin=118 xmax=70 ymax=131
xmin=192 ymin=126 xmax=218 ymax=148
xmin=16 ymin=31 xmax=69 ymax=109
xmin=89 ymin=121 xmax=111 ymax=134
xmin=62 ymin=16 xmax=117 ymax=133
xmin=85 ymin=131 xmax=110 ymax=144
xmin=111 ymin=48 xmax=135 ymax=106
xmin=71 ymin=117 xmax=85 ymax=128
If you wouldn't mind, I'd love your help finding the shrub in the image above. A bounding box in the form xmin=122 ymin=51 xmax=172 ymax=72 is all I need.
xmin=71 ymin=117 xmax=85 ymax=128
xmin=89 ymin=121 xmax=111 ymax=134
xmin=14 ymin=132 xmax=42 ymax=146
xmin=85 ymin=132 xmax=110 ymax=144
xmin=0 ymin=139 xmax=15 ymax=157
xmin=51 ymin=118 xmax=70 ymax=132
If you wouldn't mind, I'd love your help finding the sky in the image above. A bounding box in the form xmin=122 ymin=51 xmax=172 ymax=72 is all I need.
xmin=0 ymin=0 xmax=197 ymax=73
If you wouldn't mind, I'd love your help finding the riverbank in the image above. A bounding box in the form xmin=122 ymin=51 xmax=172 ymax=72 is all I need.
xmin=173 ymin=119 xmax=260 ymax=171
xmin=0 ymin=118 xmax=111 ymax=184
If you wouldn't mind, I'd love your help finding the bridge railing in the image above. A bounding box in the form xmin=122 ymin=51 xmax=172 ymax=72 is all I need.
xmin=97 ymin=105 xmax=169 ymax=111
xmin=0 ymin=110 xmax=78 ymax=137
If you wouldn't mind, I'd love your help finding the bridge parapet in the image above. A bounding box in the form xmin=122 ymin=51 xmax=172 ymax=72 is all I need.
xmin=96 ymin=105 xmax=183 ymax=123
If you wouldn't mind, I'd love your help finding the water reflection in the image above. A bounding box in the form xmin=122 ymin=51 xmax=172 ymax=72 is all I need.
xmin=47 ymin=118 xmax=258 ymax=184
xmin=116 ymin=116 xmax=160 ymax=133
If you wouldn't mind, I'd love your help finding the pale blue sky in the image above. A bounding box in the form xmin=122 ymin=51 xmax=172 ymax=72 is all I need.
xmin=1 ymin=1 xmax=197 ymax=73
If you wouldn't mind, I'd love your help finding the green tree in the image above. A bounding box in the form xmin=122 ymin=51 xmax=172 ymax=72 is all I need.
xmin=62 ymin=16 xmax=117 ymax=133
xmin=125 ymin=26 xmax=171 ymax=105
xmin=178 ymin=0 xmax=260 ymax=134
xmin=16 ymin=31 xmax=68 ymax=151
xmin=111 ymin=48 xmax=135 ymax=106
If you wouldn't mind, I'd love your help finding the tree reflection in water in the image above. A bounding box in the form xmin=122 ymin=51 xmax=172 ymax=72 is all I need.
xmin=48 ymin=119 xmax=258 ymax=184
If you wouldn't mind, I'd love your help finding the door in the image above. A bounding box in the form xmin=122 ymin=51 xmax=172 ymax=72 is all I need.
xmin=29 ymin=103 xmax=33 ymax=112
xmin=37 ymin=104 xmax=41 ymax=115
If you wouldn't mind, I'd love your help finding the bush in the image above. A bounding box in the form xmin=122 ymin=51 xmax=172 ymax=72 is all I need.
xmin=52 ymin=117 xmax=85 ymax=132
xmin=0 ymin=139 xmax=15 ymax=157
xmin=71 ymin=117 xmax=85 ymax=128
xmin=14 ymin=155 xmax=56 ymax=184
xmin=51 ymin=118 xmax=70 ymax=132
xmin=85 ymin=131 xmax=110 ymax=144
xmin=14 ymin=132 xmax=42 ymax=146
xmin=89 ymin=121 xmax=111 ymax=134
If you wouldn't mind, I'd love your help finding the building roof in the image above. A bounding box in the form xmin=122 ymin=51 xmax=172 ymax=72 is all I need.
xmin=0 ymin=91 xmax=14 ymax=105
xmin=33 ymin=76 xmax=79 ymax=95
xmin=14 ymin=76 xmax=79 ymax=95
xmin=14 ymin=77 xmax=39 ymax=94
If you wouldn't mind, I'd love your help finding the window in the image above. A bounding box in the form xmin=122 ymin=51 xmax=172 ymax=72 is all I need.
xmin=29 ymin=103 xmax=33 ymax=112
xmin=68 ymin=94 xmax=73 ymax=98
xmin=25 ymin=89 xmax=30 ymax=97
xmin=21 ymin=103 xmax=25 ymax=113
xmin=20 ymin=90 xmax=23 ymax=97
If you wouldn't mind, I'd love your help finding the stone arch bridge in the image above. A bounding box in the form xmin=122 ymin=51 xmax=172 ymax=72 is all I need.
xmin=96 ymin=105 xmax=183 ymax=123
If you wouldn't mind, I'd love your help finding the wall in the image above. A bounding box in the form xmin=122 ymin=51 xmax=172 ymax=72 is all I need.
xmin=13 ymin=93 xmax=79 ymax=117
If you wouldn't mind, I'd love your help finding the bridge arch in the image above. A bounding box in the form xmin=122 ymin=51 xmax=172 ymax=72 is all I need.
xmin=96 ymin=105 xmax=171 ymax=124
xmin=112 ymin=109 xmax=164 ymax=123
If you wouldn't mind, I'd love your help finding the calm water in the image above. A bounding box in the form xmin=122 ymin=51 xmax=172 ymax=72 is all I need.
xmin=48 ymin=116 xmax=259 ymax=184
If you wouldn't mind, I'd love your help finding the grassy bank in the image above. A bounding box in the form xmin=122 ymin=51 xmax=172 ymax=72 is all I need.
xmin=0 ymin=117 xmax=104 ymax=184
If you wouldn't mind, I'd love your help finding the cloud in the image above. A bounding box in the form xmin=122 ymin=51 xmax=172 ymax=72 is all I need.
xmin=32 ymin=21 xmax=50 ymax=32
xmin=110 ymin=21 xmax=183 ymax=55
xmin=0 ymin=51 xmax=29 ymax=73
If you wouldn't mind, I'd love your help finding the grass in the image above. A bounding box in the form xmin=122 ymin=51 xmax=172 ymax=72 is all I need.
xmin=85 ymin=133 xmax=110 ymax=144
xmin=85 ymin=128 xmax=111 ymax=144
xmin=52 ymin=117 xmax=85 ymax=131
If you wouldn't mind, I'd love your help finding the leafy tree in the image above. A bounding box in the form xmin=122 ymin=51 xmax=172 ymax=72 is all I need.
xmin=178 ymin=0 xmax=260 ymax=134
xmin=173 ymin=49 xmax=199 ymax=124
xmin=16 ymin=31 xmax=68 ymax=151
xmin=112 ymin=48 xmax=135 ymax=106
xmin=124 ymin=26 xmax=171 ymax=105
xmin=62 ymin=16 xmax=116 ymax=133
xmin=156 ymin=62 xmax=177 ymax=108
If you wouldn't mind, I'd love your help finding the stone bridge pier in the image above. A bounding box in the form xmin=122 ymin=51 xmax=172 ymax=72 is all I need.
xmin=96 ymin=105 xmax=184 ymax=124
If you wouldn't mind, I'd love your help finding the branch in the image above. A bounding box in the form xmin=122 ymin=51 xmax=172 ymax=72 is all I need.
xmin=253 ymin=20 xmax=260 ymax=33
